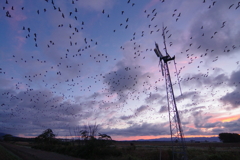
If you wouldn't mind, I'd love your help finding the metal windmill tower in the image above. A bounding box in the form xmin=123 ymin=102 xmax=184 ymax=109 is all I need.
xmin=154 ymin=25 xmax=187 ymax=160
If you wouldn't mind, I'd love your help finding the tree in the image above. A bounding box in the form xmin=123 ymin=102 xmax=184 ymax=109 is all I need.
xmin=219 ymin=133 xmax=240 ymax=143
xmin=3 ymin=134 xmax=14 ymax=141
xmin=35 ymin=128 xmax=56 ymax=144
xmin=78 ymin=124 xmax=114 ymax=147
xmin=98 ymin=133 xmax=112 ymax=141
xmin=80 ymin=123 xmax=99 ymax=141
xmin=98 ymin=133 xmax=113 ymax=147
xmin=80 ymin=130 xmax=89 ymax=140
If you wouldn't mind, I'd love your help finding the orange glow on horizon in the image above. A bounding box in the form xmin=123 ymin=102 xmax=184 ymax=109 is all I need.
xmin=112 ymin=135 xmax=169 ymax=141
xmin=112 ymin=134 xmax=218 ymax=141
xmin=183 ymin=135 xmax=218 ymax=138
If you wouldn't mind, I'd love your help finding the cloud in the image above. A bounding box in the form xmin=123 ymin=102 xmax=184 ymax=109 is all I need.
xmin=145 ymin=93 xmax=162 ymax=103
xmin=175 ymin=91 xmax=197 ymax=101
xmin=210 ymin=118 xmax=240 ymax=134
xmin=102 ymin=122 xmax=169 ymax=137
xmin=159 ymin=106 xmax=168 ymax=113
xmin=221 ymin=118 xmax=240 ymax=133
xmin=119 ymin=105 xmax=149 ymax=121
xmin=76 ymin=0 xmax=115 ymax=11
xmin=181 ymin=72 xmax=228 ymax=89
xmin=220 ymin=91 xmax=240 ymax=108
xmin=135 ymin=105 xmax=149 ymax=114
xmin=202 ymin=122 xmax=221 ymax=129
xmin=220 ymin=69 xmax=240 ymax=108
xmin=178 ymin=0 xmax=240 ymax=58
xmin=192 ymin=111 xmax=212 ymax=128
xmin=185 ymin=111 xmax=240 ymax=136
xmin=0 ymin=87 xmax=100 ymax=137
xmin=185 ymin=128 xmax=205 ymax=135
xmin=228 ymin=69 xmax=240 ymax=87
xmin=103 ymin=61 xmax=143 ymax=93
xmin=120 ymin=115 xmax=133 ymax=121
xmin=87 ymin=92 xmax=103 ymax=100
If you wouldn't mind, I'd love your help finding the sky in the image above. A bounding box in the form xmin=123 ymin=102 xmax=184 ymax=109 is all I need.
xmin=0 ymin=0 xmax=240 ymax=141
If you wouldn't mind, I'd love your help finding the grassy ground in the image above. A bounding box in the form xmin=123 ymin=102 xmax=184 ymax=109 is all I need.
xmin=0 ymin=144 xmax=22 ymax=160
xmin=8 ymin=140 xmax=240 ymax=160
xmin=105 ymin=141 xmax=240 ymax=160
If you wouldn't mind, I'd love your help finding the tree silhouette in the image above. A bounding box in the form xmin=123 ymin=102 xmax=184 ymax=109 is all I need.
xmin=3 ymin=134 xmax=14 ymax=141
xmin=78 ymin=124 xmax=114 ymax=148
xmin=219 ymin=133 xmax=240 ymax=143
xmin=35 ymin=128 xmax=56 ymax=144
xmin=98 ymin=133 xmax=112 ymax=140
xmin=80 ymin=123 xmax=99 ymax=141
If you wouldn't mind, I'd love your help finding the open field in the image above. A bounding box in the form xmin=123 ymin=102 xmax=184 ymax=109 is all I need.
xmin=115 ymin=141 xmax=240 ymax=149
xmin=0 ymin=142 xmax=84 ymax=160
xmin=1 ymin=140 xmax=240 ymax=160
xmin=0 ymin=144 xmax=22 ymax=160
xmin=114 ymin=141 xmax=240 ymax=160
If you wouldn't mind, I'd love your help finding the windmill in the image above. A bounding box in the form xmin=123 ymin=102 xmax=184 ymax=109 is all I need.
xmin=154 ymin=25 xmax=187 ymax=160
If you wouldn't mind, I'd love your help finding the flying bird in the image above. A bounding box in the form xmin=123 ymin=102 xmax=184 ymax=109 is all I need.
xmin=229 ymin=4 xmax=234 ymax=9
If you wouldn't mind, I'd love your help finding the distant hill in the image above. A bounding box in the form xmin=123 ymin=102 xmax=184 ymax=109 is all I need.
xmin=137 ymin=137 xmax=220 ymax=142
xmin=0 ymin=132 xmax=7 ymax=137
xmin=0 ymin=133 xmax=35 ymax=142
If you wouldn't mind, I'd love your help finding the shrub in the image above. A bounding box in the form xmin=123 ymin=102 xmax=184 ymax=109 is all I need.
xmin=219 ymin=133 xmax=240 ymax=143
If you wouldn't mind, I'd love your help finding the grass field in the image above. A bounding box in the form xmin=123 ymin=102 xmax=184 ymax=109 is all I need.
xmin=0 ymin=144 xmax=22 ymax=160
xmin=4 ymin=140 xmax=240 ymax=160
xmin=114 ymin=141 xmax=240 ymax=160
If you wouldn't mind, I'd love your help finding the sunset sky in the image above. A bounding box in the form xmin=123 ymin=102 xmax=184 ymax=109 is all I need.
xmin=0 ymin=0 xmax=240 ymax=141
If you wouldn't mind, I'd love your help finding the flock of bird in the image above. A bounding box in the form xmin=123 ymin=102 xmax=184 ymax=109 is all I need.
xmin=1 ymin=0 xmax=240 ymax=137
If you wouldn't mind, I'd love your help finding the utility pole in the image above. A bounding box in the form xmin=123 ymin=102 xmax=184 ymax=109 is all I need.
xmin=154 ymin=25 xmax=187 ymax=160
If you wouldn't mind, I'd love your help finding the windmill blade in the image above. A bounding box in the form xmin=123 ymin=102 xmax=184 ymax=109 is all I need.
xmin=162 ymin=25 xmax=169 ymax=57
xmin=154 ymin=43 xmax=164 ymax=58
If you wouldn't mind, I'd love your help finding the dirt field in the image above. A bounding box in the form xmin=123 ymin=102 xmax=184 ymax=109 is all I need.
xmin=0 ymin=142 xmax=84 ymax=160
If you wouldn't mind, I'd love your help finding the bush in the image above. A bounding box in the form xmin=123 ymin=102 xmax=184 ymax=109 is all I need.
xmin=207 ymin=154 xmax=223 ymax=160
xmin=219 ymin=133 xmax=240 ymax=143
xmin=76 ymin=139 xmax=121 ymax=159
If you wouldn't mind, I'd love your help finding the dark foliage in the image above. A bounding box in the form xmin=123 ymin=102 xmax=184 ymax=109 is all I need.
xmin=33 ymin=127 xmax=121 ymax=159
xmin=218 ymin=133 xmax=240 ymax=143
xmin=77 ymin=139 xmax=121 ymax=159
xmin=2 ymin=134 xmax=14 ymax=141
xmin=34 ymin=128 xmax=59 ymax=145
